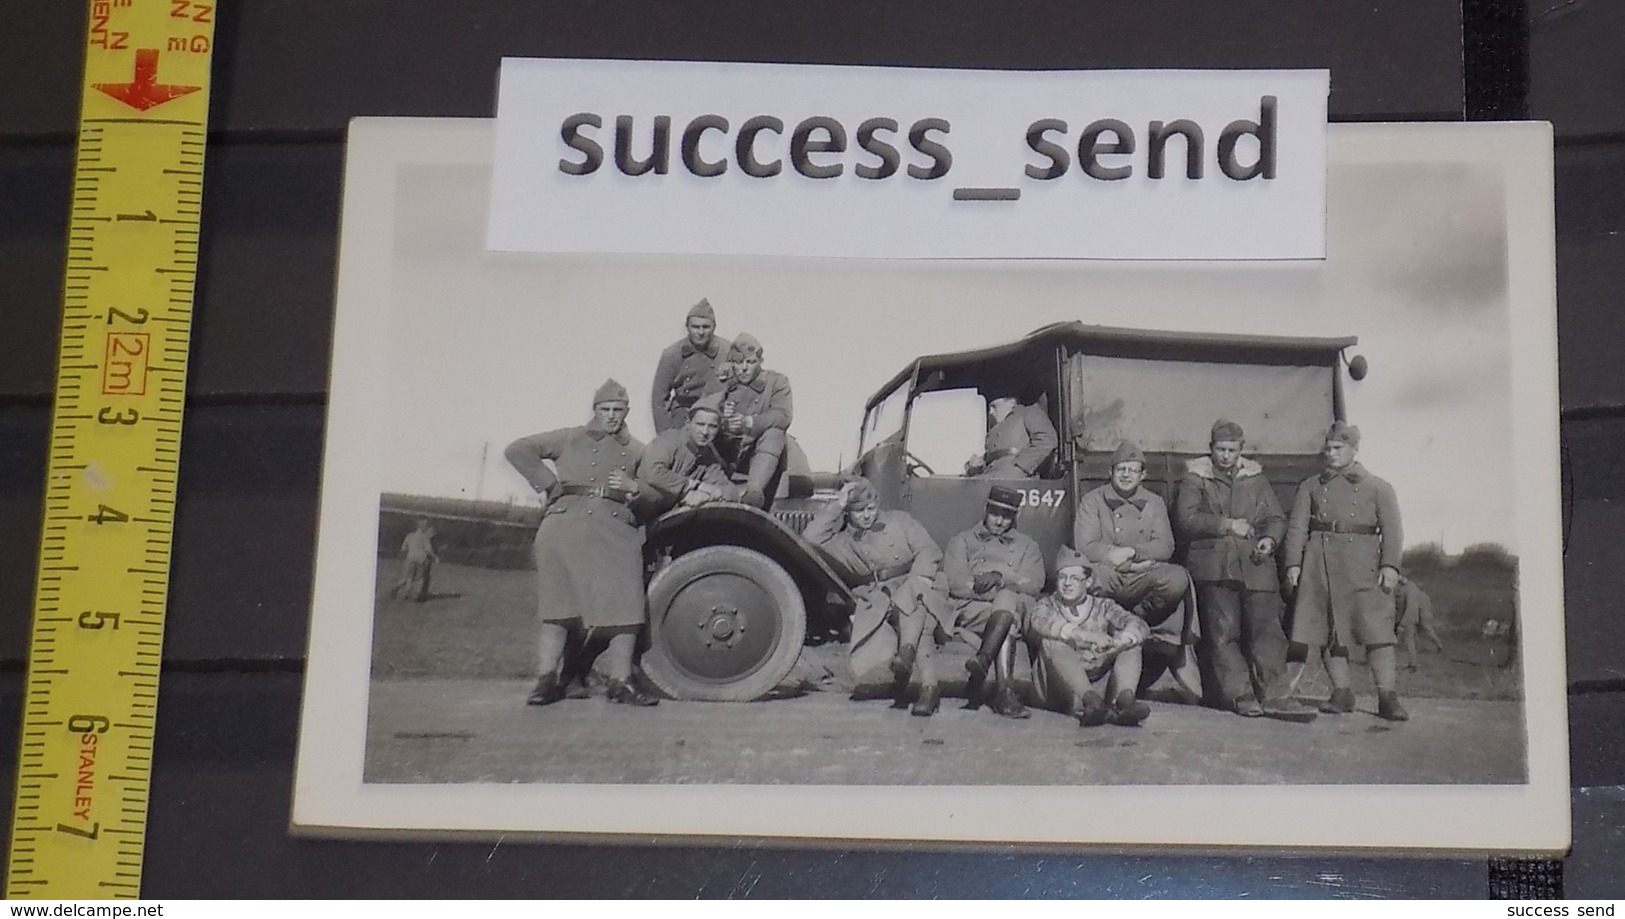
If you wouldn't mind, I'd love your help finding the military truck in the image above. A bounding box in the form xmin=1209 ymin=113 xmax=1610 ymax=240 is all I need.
xmin=638 ymin=321 xmax=1367 ymax=702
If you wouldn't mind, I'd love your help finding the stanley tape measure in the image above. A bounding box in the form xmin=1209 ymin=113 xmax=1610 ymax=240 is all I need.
xmin=6 ymin=0 xmax=217 ymax=899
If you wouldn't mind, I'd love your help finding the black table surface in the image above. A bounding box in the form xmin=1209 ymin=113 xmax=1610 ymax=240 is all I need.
xmin=0 ymin=0 xmax=1619 ymax=899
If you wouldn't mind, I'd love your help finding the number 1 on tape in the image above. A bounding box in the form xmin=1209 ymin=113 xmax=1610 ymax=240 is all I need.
xmin=7 ymin=0 xmax=217 ymax=899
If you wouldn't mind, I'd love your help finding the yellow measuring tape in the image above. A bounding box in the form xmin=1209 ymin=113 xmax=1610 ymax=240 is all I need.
xmin=7 ymin=0 xmax=217 ymax=899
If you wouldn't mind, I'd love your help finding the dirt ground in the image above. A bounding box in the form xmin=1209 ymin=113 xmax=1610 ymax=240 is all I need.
xmin=363 ymin=679 xmax=1527 ymax=786
xmin=366 ymin=558 xmax=1528 ymax=787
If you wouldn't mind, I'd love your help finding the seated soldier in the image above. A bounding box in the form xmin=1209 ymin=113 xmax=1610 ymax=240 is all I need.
xmin=939 ymin=485 xmax=1045 ymax=719
xmin=1028 ymin=547 xmax=1152 ymax=727
xmin=717 ymin=333 xmax=793 ymax=509
xmin=803 ymin=476 xmax=951 ymax=716
xmin=637 ymin=392 xmax=741 ymax=514
xmin=1074 ymin=441 xmax=1202 ymax=702
xmin=965 ymin=391 xmax=1058 ymax=478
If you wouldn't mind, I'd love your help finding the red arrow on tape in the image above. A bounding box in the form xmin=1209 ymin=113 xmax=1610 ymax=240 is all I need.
xmin=93 ymin=49 xmax=202 ymax=112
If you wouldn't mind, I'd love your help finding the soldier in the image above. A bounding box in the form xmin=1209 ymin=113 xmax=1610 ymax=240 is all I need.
xmin=939 ymin=485 xmax=1045 ymax=718
xmin=1394 ymin=573 xmax=1445 ymax=671
xmin=803 ymin=476 xmax=950 ymax=716
xmin=1027 ymin=547 xmax=1152 ymax=727
xmin=505 ymin=379 xmax=660 ymax=708
xmin=717 ymin=333 xmax=793 ymax=509
xmin=965 ymin=392 xmax=1058 ymax=478
xmin=1283 ymin=421 xmax=1409 ymax=721
xmin=1074 ymin=441 xmax=1202 ymax=702
xmin=1175 ymin=419 xmax=1315 ymax=722
xmin=650 ymin=298 xmax=731 ymax=434
xmin=638 ymin=392 xmax=742 ymax=514
xmin=395 ymin=517 xmax=438 ymax=603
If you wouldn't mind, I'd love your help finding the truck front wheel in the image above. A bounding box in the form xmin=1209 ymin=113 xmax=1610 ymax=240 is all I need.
xmin=641 ymin=546 xmax=807 ymax=701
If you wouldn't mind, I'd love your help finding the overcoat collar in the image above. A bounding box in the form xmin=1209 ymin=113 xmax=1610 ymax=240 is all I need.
xmin=1320 ymin=461 xmax=1368 ymax=484
xmin=1187 ymin=455 xmax=1263 ymax=481
xmin=680 ymin=338 xmax=720 ymax=359
xmin=1103 ymin=488 xmax=1148 ymax=512
xmin=584 ymin=419 xmax=631 ymax=444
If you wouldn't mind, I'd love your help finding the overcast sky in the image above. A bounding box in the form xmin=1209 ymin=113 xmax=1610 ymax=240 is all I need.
xmin=379 ymin=156 xmax=1518 ymax=553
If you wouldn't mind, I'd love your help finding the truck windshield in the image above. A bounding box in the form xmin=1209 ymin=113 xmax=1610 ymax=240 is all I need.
xmin=1069 ymin=354 xmax=1337 ymax=455
xmin=858 ymin=379 xmax=911 ymax=458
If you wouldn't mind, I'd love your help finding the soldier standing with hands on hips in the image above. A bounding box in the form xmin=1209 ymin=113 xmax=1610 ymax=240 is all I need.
xmin=505 ymin=379 xmax=660 ymax=708
xmin=1283 ymin=421 xmax=1409 ymax=721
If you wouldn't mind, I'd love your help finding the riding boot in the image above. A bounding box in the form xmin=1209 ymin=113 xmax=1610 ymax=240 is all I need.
xmin=890 ymin=642 xmax=917 ymax=709
xmin=964 ymin=609 xmax=1016 ymax=708
xmin=988 ymin=635 xmax=1030 ymax=719
xmin=740 ymin=447 xmax=782 ymax=509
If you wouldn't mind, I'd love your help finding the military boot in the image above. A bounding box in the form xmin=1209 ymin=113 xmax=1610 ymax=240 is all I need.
xmin=1075 ymin=692 xmax=1109 ymax=727
xmin=911 ymin=683 xmax=941 ymax=717
xmin=740 ymin=448 xmax=782 ymax=509
xmin=606 ymin=679 xmax=660 ymax=707
xmin=1377 ymin=691 xmax=1410 ymax=722
xmin=889 ymin=644 xmax=917 ymax=709
xmin=1319 ymin=688 xmax=1357 ymax=714
xmin=525 ymin=672 xmax=565 ymax=707
xmin=1108 ymin=691 xmax=1151 ymax=727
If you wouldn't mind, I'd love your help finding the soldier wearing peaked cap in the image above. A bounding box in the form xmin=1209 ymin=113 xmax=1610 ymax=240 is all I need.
xmin=651 ymin=298 xmax=732 ymax=434
xmin=938 ymin=485 xmax=1045 ymax=718
xmin=717 ymin=333 xmax=794 ymax=509
xmin=505 ymin=378 xmax=660 ymax=708
xmin=1283 ymin=421 xmax=1410 ymax=721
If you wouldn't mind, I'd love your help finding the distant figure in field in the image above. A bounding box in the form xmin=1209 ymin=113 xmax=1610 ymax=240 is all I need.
xmin=396 ymin=517 xmax=438 ymax=602
xmin=1393 ymin=574 xmax=1445 ymax=671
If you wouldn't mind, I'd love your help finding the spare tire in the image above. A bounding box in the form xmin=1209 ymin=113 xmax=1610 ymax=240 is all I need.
xmin=641 ymin=546 xmax=807 ymax=701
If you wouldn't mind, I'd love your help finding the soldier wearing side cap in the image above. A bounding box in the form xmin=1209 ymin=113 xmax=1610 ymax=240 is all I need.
xmin=716 ymin=333 xmax=793 ymax=509
xmin=1074 ymin=441 xmax=1203 ymax=703
xmin=1026 ymin=547 xmax=1152 ymax=728
xmin=938 ymin=485 xmax=1045 ymax=718
xmin=505 ymin=379 xmax=661 ymax=708
xmin=1283 ymin=421 xmax=1409 ymax=721
xmin=803 ymin=476 xmax=951 ymax=716
xmin=1176 ymin=419 xmax=1315 ymax=722
xmin=639 ymin=392 xmax=742 ymax=514
xmin=651 ymin=298 xmax=732 ymax=434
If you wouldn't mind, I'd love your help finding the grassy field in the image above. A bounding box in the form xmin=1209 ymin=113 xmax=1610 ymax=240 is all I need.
xmin=371 ymin=557 xmax=1524 ymax=702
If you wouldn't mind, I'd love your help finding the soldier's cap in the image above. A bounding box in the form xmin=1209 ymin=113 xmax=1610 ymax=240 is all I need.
xmin=841 ymin=475 xmax=880 ymax=510
xmin=1210 ymin=418 xmax=1245 ymax=444
xmin=1325 ymin=420 xmax=1360 ymax=448
xmin=1110 ymin=441 xmax=1146 ymax=469
xmin=985 ymin=485 xmax=1022 ymax=517
xmin=687 ymin=298 xmax=715 ymax=322
xmin=729 ymin=333 xmax=764 ymax=360
xmin=592 ymin=378 xmax=630 ymax=406
xmin=1054 ymin=545 xmax=1091 ymax=575
xmin=690 ymin=392 xmax=725 ymax=417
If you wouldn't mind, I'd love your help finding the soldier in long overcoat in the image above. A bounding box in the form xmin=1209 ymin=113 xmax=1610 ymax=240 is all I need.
xmin=938 ymin=485 xmax=1045 ymax=718
xmin=1283 ymin=421 xmax=1409 ymax=721
xmin=505 ymin=379 xmax=660 ymax=707
xmin=803 ymin=477 xmax=951 ymax=716
xmin=717 ymin=333 xmax=793 ymax=508
xmin=650 ymin=298 xmax=731 ymax=433
xmin=638 ymin=392 xmax=741 ymax=514
xmin=1176 ymin=419 xmax=1314 ymax=722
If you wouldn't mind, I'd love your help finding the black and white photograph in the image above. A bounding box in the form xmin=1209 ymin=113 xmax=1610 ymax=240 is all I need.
xmin=293 ymin=119 xmax=1567 ymax=850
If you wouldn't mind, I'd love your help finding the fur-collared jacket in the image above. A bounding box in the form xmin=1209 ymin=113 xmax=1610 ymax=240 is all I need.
xmin=1174 ymin=455 xmax=1287 ymax=590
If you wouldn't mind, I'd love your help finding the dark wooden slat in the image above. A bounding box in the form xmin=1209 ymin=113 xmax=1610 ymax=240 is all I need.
xmin=1530 ymin=0 xmax=1625 ymax=141
xmin=1557 ymin=233 xmax=1625 ymax=413
xmin=1 ymin=1 xmax=1464 ymax=138
xmin=0 ymin=142 xmax=341 ymax=399
xmin=1568 ymin=785 xmax=1625 ymax=899
xmin=0 ymin=405 xmax=321 ymax=664
xmin=0 ymin=670 xmax=1494 ymax=897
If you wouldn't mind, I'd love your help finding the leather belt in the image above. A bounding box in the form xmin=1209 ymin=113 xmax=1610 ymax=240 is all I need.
xmin=867 ymin=562 xmax=913 ymax=583
xmin=1310 ymin=521 xmax=1379 ymax=535
xmin=556 ymin=484 xmax=631 ymax=505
